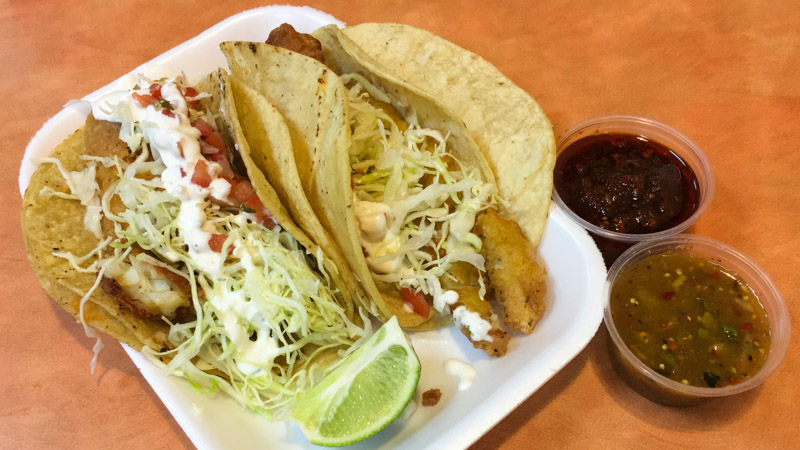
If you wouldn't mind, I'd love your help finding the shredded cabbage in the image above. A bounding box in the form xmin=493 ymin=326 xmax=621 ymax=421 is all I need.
xmin=46 ymin=77 xmax=371 ymax=419
xmin=343 ymin=76 xmax=495 ymax=312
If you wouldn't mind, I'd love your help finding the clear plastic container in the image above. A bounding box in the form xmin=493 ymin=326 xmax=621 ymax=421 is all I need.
xmin=603 ymin=235 xmax=790 ymax=406
xmin=553 ymin=115 xmax=715 ymax=265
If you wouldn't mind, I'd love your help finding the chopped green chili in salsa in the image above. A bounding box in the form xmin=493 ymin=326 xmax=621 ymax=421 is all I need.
xmin=610 ymin=252 xmax=770 ymax=388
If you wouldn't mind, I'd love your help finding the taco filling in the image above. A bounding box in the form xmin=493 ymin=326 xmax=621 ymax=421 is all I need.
xmin=344 ymin=75 xmax=546 ymax=356
xmin=28 ymin=73 xmax=369 ymax=417
xmin=223 ymin=25 xmax=549 ymax=357
xmin=346 ymin=76 xmax=493 ymax=316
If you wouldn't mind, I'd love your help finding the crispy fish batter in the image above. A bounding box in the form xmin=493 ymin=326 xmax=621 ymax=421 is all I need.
xmin=100 ymin=245 xmax=195 ymax=322
xmin=266 ymin=23 xmax=325 ymax=63
xmin=422 ymin=388 xmax=442 ymax=406
xmin=476 ymin=208 xmax=547 ymax=334
xmin=443 ymin=262 xmax=509 ymax=357
xmin=85 ymin=116 xmax=193 ymax=323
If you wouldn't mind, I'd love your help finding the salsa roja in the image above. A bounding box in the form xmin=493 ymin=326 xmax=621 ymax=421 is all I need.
xmin=555 ymin=133 xmax=699 ymax=234
xmin=609 ymin=252 xmax=771 ymax=388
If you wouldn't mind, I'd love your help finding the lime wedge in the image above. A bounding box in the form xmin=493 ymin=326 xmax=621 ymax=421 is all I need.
xmin=291 ymin=316 xmax=420 ymax=446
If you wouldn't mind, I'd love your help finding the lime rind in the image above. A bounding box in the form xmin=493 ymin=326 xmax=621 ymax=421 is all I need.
xmin=291 ymin=317 xmax=421 ymax=446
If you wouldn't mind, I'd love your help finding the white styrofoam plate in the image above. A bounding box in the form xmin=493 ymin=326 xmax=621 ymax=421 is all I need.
xmin=19 ymin=6 xmax=606 ymax=449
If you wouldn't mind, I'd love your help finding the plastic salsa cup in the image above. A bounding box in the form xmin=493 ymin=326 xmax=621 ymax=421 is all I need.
xmin=602 ymin=235 xmax=790 ymax=406
xmin=553 ymin=115 xmax=715 ymax=266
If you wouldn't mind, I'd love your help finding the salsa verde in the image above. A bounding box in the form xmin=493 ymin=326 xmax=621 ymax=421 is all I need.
xmin=610 ymin=252 xmax=770 ymax=388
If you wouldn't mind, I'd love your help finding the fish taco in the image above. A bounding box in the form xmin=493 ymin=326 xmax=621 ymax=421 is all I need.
xmin=220 ymin=24 xmax=554 ymax=356
xmin=22 ymin=69 xmax=372 ymax=416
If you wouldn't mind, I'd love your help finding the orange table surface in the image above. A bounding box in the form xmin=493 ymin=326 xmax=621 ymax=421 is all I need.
xmin=2 ymin=1 xmax=798 ymax=448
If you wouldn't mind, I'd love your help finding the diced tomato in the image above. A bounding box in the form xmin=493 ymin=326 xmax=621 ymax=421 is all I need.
xmin=132 ymin=92 xmax=155 ymax=108
xmin=161 ymin=109 xmax=175 ymax=118
xmin=232 ymin=180 xmax=255 ymax=203
xmin=191 ymin=159 xmax=213 ymax=188
xmin=740 ymin=322 xmax=754 ymax=331
xmin=668 ymin=341 xmax=678 ymax=351
xmin=243 ymin=193 xmax=277 ymax=229
xmin=184 ymin=87 xmax=199 ymax=108
xmin=244 ymin=193 xmax=264 ymax=212
xmin=401 ymin=286 xmax=430 ymax=317
xmin=149 ymin=83 xmax=162 ymax=99
xmin=208 ymin=233 xmax=227 ymax=253
xmin=179 ymin=167 xmax=186 ymax=177
xmin=203 ymin=132 xmax=227 ymax=153
xmin=192 ymin=118 xmax=214 ymax=138
xmin=257 ymin=208 xmax=277 ymax=229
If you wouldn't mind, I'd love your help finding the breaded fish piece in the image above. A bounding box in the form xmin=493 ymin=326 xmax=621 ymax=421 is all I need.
xmin=100 ymin=245 xmax=194 ymax=322
xmin=443 ymin=262 xmax=509 ymax=357
xmin=85 ymin=116 xmax=194 ymax=322
xmin=266 ymin=23 xmax=325 ymax=63
xmin=476 ymin=208 xmax=547 ymax=334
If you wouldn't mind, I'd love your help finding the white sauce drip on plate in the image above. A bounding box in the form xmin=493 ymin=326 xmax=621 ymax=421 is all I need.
xmin=444 ymin=359 xmax=476 ymax=391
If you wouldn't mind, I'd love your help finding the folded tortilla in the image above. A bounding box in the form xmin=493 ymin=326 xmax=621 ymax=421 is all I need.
xmin=341 ymin=23 xmax=556 ymax=247
xmin=220 ymin=27 xmax=547 ymax=332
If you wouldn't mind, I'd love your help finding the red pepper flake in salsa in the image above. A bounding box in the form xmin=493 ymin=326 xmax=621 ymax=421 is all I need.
xmin=610 ymin=252 xmax=771 ymax=388
xmin=554 ymin=133 xmax=699 ymax=234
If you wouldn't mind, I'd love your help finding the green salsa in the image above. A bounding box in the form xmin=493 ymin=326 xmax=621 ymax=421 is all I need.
xmin=610 ymin=252 xmax=771 ymax=388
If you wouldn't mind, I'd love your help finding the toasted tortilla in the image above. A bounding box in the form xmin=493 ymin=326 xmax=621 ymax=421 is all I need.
xmin=220 ymin=33 xmax=501 ymax=330
xmin=214 ymin=66 xmax=366 ymax=319
xmin=21 ymin=70 xmax=361 ymax=350
xmin=22 ymin=126 xmax=171 ymax=351
xmin=341 ymin=23 xmax=555 ymax=247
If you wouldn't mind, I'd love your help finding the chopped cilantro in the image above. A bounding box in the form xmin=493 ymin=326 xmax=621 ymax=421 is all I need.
xmin=721 ymin=324 xmax=738 ymax=339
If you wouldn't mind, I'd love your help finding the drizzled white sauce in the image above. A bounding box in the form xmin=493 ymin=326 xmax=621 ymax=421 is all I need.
xmin=210 ymin=287 xmax=279 ymax=374
xmin=93 ymin=76 xmax=230 ymax=279
xmin=354 ymin=199 xmax=405 ymax=274
xmin=444 ymin=359 xmax=475 ymax=391
xmin=92 ymin=75 xmax=284 ymax=372
xmin=452 ymin=305 xmax=493 ymax=342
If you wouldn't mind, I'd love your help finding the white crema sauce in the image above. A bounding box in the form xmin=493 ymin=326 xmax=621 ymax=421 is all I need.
xmin=444 ymin=359 xmax=476 ymax=391
xmin=92 ymin=78 xmax=231 ymax=279
xmin=92 ymin=77 xmax=279 ymax=373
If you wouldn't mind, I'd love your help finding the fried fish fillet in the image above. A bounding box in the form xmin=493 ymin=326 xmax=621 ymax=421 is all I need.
xmin=476 ymin=208 xmax=547 ymax=334
xmin=443 ymin=262 xmax=509 ymax=357
xmin=85 ymin=116 xmax=193 ymax=323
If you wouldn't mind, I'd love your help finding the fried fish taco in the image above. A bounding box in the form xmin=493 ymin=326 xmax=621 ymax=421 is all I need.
xmin=340 ymin=23 xmax=556 ymax=248
xmin=22 ymin=69 xmax=371 ymax=416
xmin=220 ymin=24 xmax=552 ymax=356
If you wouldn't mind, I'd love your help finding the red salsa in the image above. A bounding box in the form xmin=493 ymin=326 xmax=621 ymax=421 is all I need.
xmin=555 ymin=133 xmax=699 ymax=234
xmin=610 ymin=252 xmax=771 ymax=388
